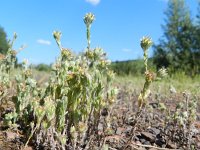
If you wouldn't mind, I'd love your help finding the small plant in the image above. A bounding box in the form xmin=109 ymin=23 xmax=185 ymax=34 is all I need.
xmin=138 ymin=36 xmax=167 ymax=109
xmin=123 ymin=37 xmax=168 ymax=150
xmin=162 ymin=91 xmax=198 ymax=149
xmin=3 ymin=12 xmax=117 ymax=149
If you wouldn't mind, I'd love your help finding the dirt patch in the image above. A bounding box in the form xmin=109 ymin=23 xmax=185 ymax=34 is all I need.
xmin=0 ymin=83 xmax=200 ymax=149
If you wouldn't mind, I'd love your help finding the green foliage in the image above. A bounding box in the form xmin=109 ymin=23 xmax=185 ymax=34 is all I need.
xmin=153 ymin=0 xmax=196 ymax=74
xmin=111 ymin=59 xmax=156 ymax=76
xmin=33 ymin=63 xmax=51 ymax=72
xmin=197 ymin=1 xmax=200 ymax=25
xmin=191 ymin=1 xmax=200 ymax=75
xmin=0 ymin=26 xmax=9 ymax=55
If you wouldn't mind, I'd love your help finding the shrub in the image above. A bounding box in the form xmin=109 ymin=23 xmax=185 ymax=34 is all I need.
xmin=2 ymin=13 xmax=117 ymax=149
xmin=34 ymin=63 xmax=51 ymax=72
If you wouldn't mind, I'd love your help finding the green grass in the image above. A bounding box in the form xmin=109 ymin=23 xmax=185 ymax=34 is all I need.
xmin=114 ymin=74 xmax=200 ymax=96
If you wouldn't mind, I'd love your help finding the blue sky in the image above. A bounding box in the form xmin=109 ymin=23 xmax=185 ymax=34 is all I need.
xmin=0 ymin=0 xmax=198 ymax=64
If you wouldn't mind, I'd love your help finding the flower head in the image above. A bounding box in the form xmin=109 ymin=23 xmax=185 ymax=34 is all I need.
xmin=61 ymin=48 xmax=72 ymax=59
xmin=22 ymin=59 xmax=28 ymax=65
xmin=53 ymin=31 xmax=62 ymax=42
xmin=10 ymin=50 xmax=17 ymax=56
xmin=84 ymin=13 xmax=95 ymax=27
xmin=140 ymin=36 xmax=153 ymax=51
xmin=13 ymin=32 xmax=17 ymax=40
xmin=158 ymin=67 xmax=168 ymax=78
xmin=61 ymin=48 xmax=71 ymax=55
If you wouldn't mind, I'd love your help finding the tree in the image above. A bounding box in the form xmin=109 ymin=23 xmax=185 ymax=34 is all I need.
xmin=153 ymin=0 xmax=194 ymax=74
xmin=0 ymin=26 xmax=9 ymax=55
xmin=192 ymin=1 xmax=200 ymax=74
xmin=197 ymin=1 xmax=200 ymax=25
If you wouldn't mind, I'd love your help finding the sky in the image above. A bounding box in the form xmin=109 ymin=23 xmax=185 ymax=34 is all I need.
xmin=0 ymin=0 xmax=199 ymax=64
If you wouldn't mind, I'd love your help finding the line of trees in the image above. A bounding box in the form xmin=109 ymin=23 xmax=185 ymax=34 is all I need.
xmin=111 ymin=59 xmax=156 ymax=76
xmin=153 ymin=0 xmax=200 ymax=75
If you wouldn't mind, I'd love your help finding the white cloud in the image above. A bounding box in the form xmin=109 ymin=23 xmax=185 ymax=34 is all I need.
xmin=122 ymin=48 xmax=132 ymax=53
xmin=37 ymin=39 xmax=51 ymax=45
xmin=85 ymin=0 xmax=100 ymax=5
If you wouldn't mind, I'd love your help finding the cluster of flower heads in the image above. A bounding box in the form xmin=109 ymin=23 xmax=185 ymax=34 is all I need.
xmin=84 ymin=13 xmax=95 ymax=27
xmin=140 ymin=36 xmax=153 ymax=51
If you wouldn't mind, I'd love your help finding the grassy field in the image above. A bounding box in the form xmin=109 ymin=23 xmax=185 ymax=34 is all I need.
xmin=115 ymin=74 xmax=200 ymax=95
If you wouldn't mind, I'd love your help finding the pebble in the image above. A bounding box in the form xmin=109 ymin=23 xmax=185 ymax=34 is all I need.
xmin=155 ymin=138 xmax=165 ymax=147
xmin=125 ymin=126 xmax=133 ymax=136
xmin=166 ymin=141 xmax=177 ymax=149
xmin=5 ymin=131 xmax=18 ymax=141
xmin=148 ymin=127 xmax=160 ymax=135
xmin=116 ymin=127 xmax=125 ymax=135
xmin=141 ymin=132 xmax=155 ymax=143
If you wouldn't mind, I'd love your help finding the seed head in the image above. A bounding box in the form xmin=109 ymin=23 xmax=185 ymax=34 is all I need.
xmin=145 ymin=71 xmax=156 ymax=82
xmin=84 ymin=13 xmax=95 ymax=27
xmin=0 ymin=54 xmax=5 ymax=60
xmin=140 ymin=36 xmax=153 ymax=51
